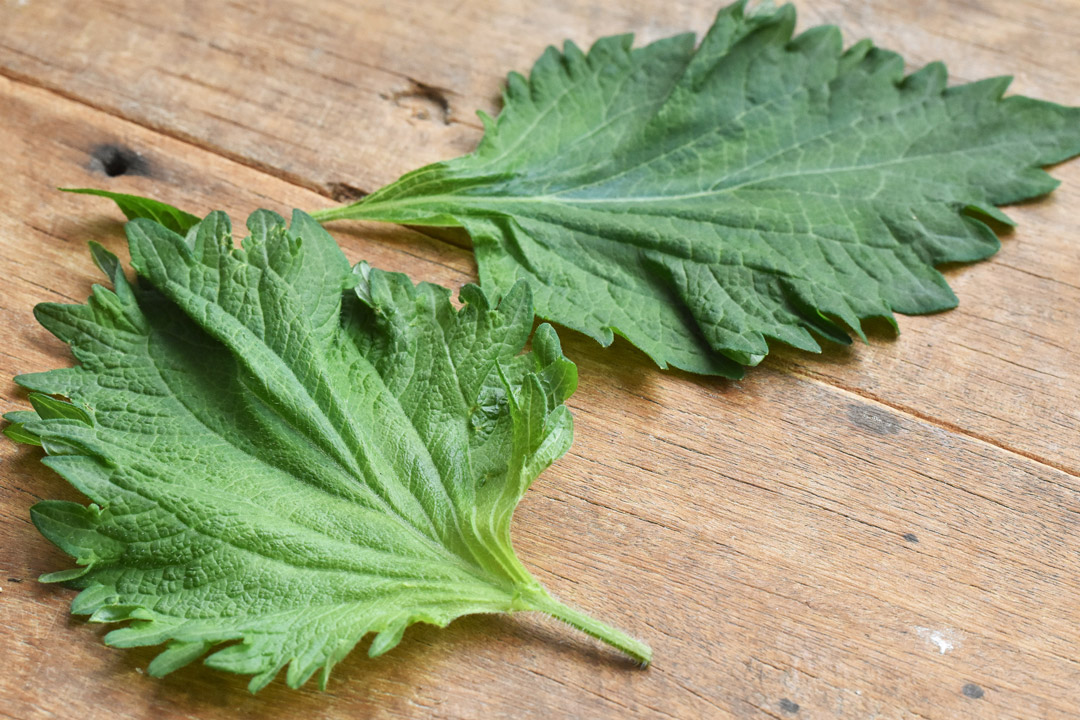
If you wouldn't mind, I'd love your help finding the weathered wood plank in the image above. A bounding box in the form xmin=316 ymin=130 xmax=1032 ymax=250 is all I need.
xmin=2 ymin=0 xmax=1074 ymax=193
xmin=0 ymin=0 xmax=1077 ymax=476
xmin=1 ymin=76 xmax=1078 ymax=719
xmin=770 ymin=176 xmax=1080 ymax=475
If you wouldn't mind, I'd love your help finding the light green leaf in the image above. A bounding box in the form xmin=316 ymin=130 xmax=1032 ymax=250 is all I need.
xmin=11 ymin=208 xmax=648 ymax=692
xmin=315 ymin=0 xmax=1080 ymax=376
xmin=3 ymin=412 xmax=43 ymax=446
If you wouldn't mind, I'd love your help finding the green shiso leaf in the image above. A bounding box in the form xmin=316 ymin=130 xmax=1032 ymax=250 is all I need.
xmin=60 ymin=188 xmax=201 ymax=235
xmin=10 ymin=208 xmax=648 ymax=692
xmin=315 ymin=0 xmax=1080 ymax=376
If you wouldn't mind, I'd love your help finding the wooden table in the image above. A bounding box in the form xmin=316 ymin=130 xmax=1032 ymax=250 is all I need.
xmin=1 ymin=1 xmax=1077 ymax=718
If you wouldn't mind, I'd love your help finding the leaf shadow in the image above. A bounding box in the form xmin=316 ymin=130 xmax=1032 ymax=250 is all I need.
xmin=326 ymin=222 xmax=476 ymax=286
xmin=763 ymin=315 xmax=903 ymax=371
xmin=84 ymin=607 xmax=640 ymax=715
xmin=46 ymin=214 xmax=131 ymax=255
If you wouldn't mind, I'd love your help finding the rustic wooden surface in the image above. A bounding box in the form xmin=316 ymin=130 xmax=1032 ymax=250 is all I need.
xmin=0 ymin=1 xmax=1077 ymax=718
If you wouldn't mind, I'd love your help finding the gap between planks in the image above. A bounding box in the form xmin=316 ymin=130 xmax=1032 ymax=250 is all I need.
xmin=3 ymin=65 xmax=1076 ymax=485
xmin=787 ymin=368 xmax=1080 ymax=482
xmin=0 ymin=62 xmax=334 ymax=199
xmin=0 ymin=60 xmax=463 ymax=249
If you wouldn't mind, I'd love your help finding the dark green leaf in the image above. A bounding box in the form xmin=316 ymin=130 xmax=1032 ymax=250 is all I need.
xmin=62 ymin=188 xmax=201 ymax=235
xmin=316 ymin=1 xmax=1080 ymax=375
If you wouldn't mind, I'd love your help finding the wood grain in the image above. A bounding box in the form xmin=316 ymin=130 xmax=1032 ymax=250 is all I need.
xmin=0 ymin=0 xmax=1075 ymax=476
xmin=0 ymin=1 xmax=1078 ymax=718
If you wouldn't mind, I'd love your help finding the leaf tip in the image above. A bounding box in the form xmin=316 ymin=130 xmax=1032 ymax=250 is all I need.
xmin=368 ymin=623 xmax=407 ymax=659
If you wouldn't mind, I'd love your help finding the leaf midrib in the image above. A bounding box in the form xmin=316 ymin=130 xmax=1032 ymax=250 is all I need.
xmin=359 ymin=134 xmax=1019 ymax=221
xmin=139 ymin=276 xmax=514 ymax=593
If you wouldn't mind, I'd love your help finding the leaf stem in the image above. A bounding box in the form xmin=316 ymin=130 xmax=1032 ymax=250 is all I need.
xmin=524 ymin=589 xmax=652 ymax=667
xmin=309 ymin=204 xmax=367 ymax=224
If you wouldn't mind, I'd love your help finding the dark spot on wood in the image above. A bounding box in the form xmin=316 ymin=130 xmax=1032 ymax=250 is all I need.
xmin=90 ymin=143 xmax=149 ymax=177
xmin=962 ymin=683 xmax=985 ymax=699
xmin=846 ymin=403 xmax=901 ymax=435
xmin=327 ymin=182 xmax=369 ymax=203
xmin=779 ymin=698 xmax=800 ymax=714
xmin=390 ymin=78 xmax=453 ymax=125
xmin=7 ymin=578 xmax=22 ymax=583
xmin=903 ymin=532 xmax=919 ymax=543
